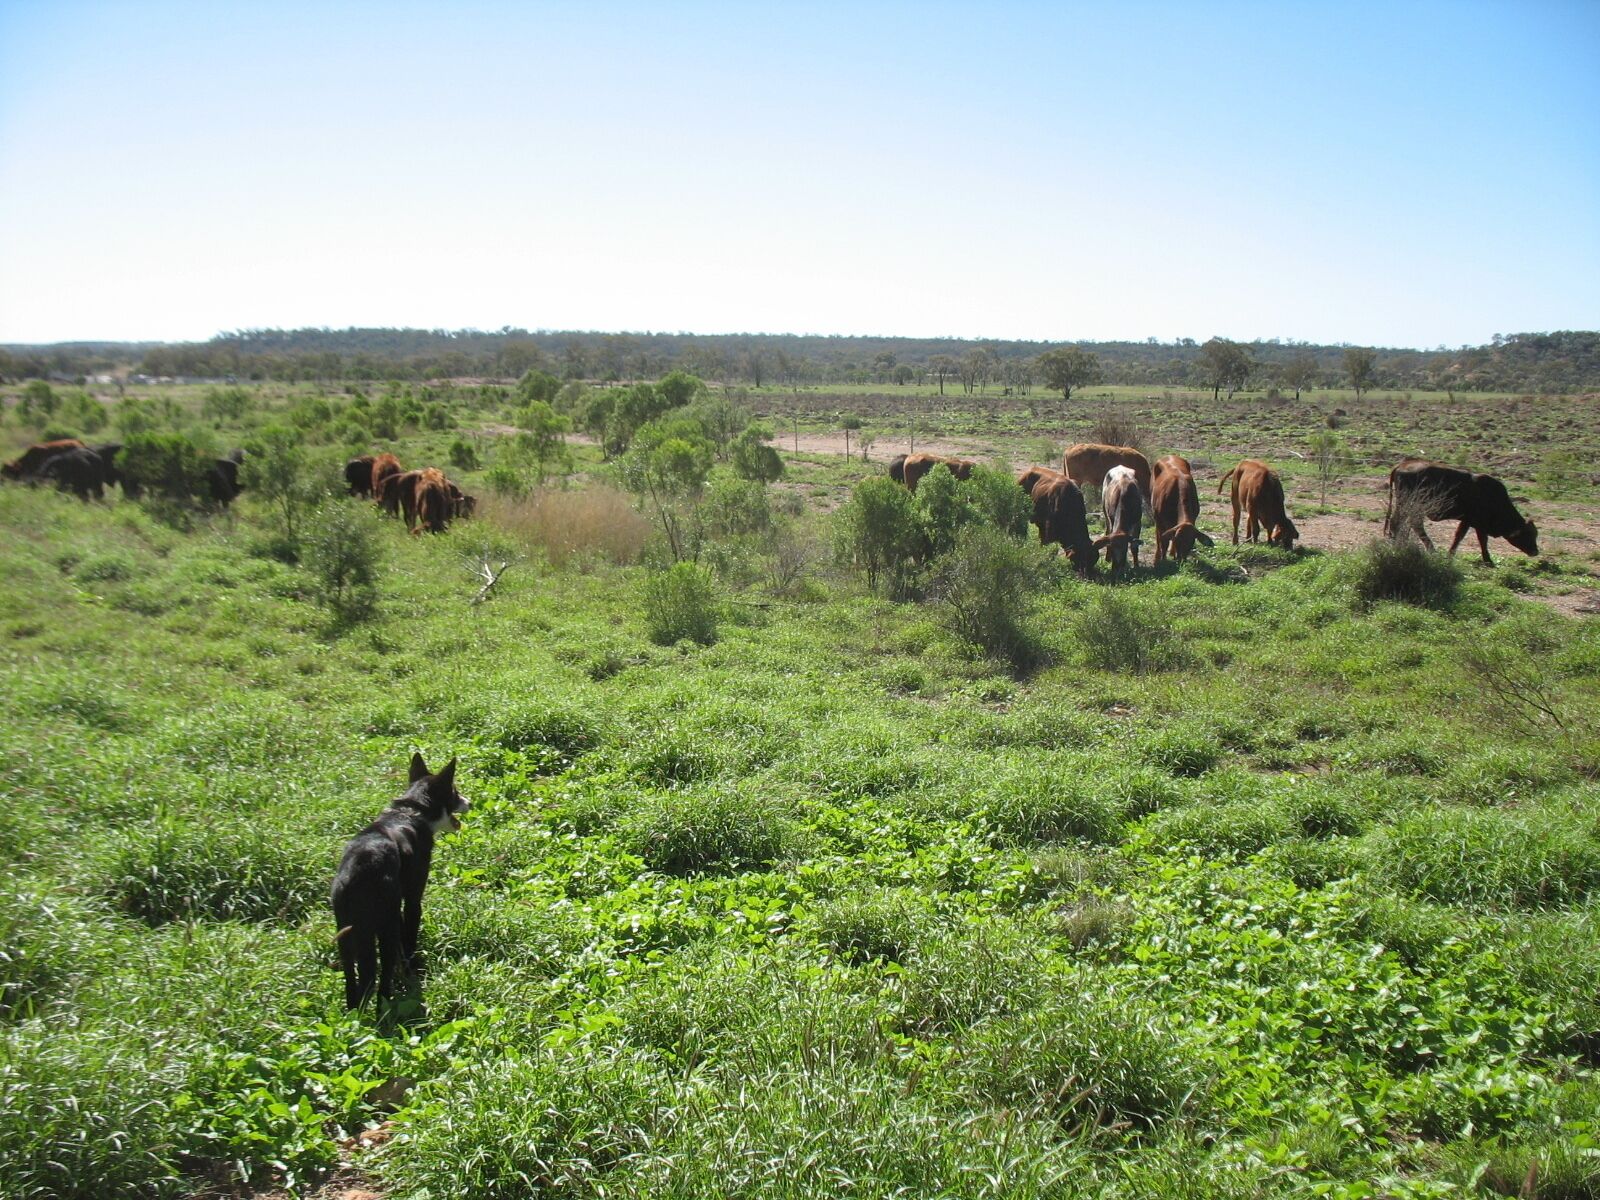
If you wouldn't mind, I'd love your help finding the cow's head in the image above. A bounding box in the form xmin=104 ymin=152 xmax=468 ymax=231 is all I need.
xmin=1093 ymin=531 xmax=1135 ymax=572
xmin=1507 ymin=520 xmax=1539 ymax=557
xmin=1271 ymin=517 xmax=1299 ymax=552
xmin=1162 ymin=522 xmax=1214 ymax=562
xmin=1065 ymin=539 xmax=1100 ymax=575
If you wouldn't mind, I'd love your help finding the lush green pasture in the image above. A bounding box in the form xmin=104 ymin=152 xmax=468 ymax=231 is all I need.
xmin=1 ymin=378 xmax=1598 ymax=1197
xmin=1 ymin=454 xmax=1598 ymax=1199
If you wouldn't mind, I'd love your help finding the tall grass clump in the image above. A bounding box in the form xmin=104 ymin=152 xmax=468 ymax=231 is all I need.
xmin=487 ymin=486 xmax=649 ymax=567
xmin=1072 ymin=590 xmax=1186 ymax=674
xmin=642 ymin=561 xmax=718 ymax=646
xmin=1377 ymin=803 xmax=1600 ymax=908
xmin=617 ymin=786 xmax=793 ymax=873
xmin=929 ymin=525 xmax=1049 ymax=673
xmin=110 ymin=821 xmax=327 ymax=924
xmin=1343 ymin=537 xmax=1463 ymax=609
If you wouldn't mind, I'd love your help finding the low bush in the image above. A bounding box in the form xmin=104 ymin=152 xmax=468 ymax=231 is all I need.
xmin=802 ymin=887 xmax=934 ymax=965
xmin=1377 ymin=803 xmax=1600 ymax=908
xmin=642 ymin=561 xmax=718 ymax=646
xmin=1342 ymin=538 xmax=1463 ymax=609
xmin=1073 ymin=590 xmax=1187 ymax=674
xmin=929 ymin=525 xmax=1049 ymax=673
xmin=301 ymin=500 xmax=383 ymax=621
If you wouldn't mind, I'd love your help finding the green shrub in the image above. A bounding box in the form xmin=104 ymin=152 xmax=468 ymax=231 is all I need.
xmin=1342 ymin=538 xmax=1463 ymax=609
xmin=117 ymin=432 xmax=211 ymax=504
xmin=301 ymin=500 xmax=383 ymax=621
xmin=929 ymin=525 xmax=1049 ymax=672
xmin=803 ymin=887 xmax=933 ymax=965
xmin=448 ymin=438 xmax=480 ymax=471
xmin=834 ymin=476 xmax=921 ymax=597
xmin=642 ymin=561 xmax=718 ymax=646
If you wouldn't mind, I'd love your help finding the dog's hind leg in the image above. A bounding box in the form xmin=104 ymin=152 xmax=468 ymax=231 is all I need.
xmin=345 ymin=928 xmax=378 ymax=1009
xmin=377 ymin=912 xmax=405 ymax=1001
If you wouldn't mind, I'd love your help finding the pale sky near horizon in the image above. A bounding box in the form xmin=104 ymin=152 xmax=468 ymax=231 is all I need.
xmin=1 ymin=1 xmax=1596 ymax=349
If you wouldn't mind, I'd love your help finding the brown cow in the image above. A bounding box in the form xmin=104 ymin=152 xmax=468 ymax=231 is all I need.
xmin=376 ymin=469 xmax=411 ymax=519
xmin=370 ymin=453 xmax=402 ymax=499
xmin=900 ymin=453 xmax=975 ymax=491
xmin=1023 ymin=470 xmax=1099 ymax=574
xmin=1094 ymin=465 xmax=1144 ymax=570
xmin=1384 ymin=458 xmax=1537 ymax=564
xmin=1150 ymin=455 xmax=1214 ymax=565
xmin=1218 ymin=460 xmax=1298 ymax=550
xmin=412 ymin=475 xmax=451 ymax=534
xmin=1061 ymin=443 xmax=1152 ymax=505
xmin=2 ymin=439 xmax=87 ymax=481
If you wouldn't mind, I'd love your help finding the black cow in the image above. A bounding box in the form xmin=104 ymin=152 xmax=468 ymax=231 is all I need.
xmin=89 ymin=443 xmax=126 ymax=493
xmin=209 ymin=457 xmax=244 ymax=507
xmin=887 ymin=454 xmax=908 ymax=486
xmin=37 ymin=447 xmax=108 ymax=501
xmin=345 ymin=455 xmax=377 ymax=497
xmin=1384 ymin=458 xmax=1537 ymax=565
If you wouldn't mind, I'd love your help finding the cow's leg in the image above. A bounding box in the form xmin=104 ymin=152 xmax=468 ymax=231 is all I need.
xmin=1231 ymin=500 xmax=1241 ymax=545
xmin=1246 ymin=511 xmax=1259 ymax=543
xmin=1447 ymin=521 xmax=1471 ymax=556
xmin=1477 ymin=528 xmax=1494 ymax=565
xmin=1413 ymin=518 xmax=1435 ymax=550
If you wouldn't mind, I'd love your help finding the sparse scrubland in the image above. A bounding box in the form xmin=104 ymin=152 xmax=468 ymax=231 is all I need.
xmin=0 ymin=375 xmax=1597 ymax=1199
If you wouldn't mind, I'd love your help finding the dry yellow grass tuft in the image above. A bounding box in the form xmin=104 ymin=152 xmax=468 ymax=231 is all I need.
xmin=485 ymin=486 xmax=650 ymax=567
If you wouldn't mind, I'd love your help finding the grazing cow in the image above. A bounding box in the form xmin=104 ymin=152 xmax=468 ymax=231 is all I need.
xmin=2 ymin=439 xmax=86 ymax=481
xmin=208 ymin=457 xmax=244 ymax=507
xmin=376 ymin=469 xmax=411 ymax=519
xmin=1020 ymin=468 xmax=1099 ymax=574
xmin=900 ymin=453 xmax=975 ymax=491
xmin=1061 ymin=443 xmax=1152 ymax=506
xmin=345 ymin=455 xmax=377 ymax=497
xmin=36 ymin=447 xmax=108 ymax=500
xmin=1150 ymin=454 xmax=1214 ymax=565
xmin=441 ymin=478 xmax=475 ymax=519
xmin=1384 ymin=458 xmax=1537 ymax=564
xmin=1218 ymin=460 xmax=1298 ymax=550
xmin=412 ymin=476 xmax=451 ymax=534
xmin=1094 ymin=465 xmax=1144 ymax=570
xmin=370 ymin=452 xmax=403 ymax=499
xmin=888 ymin=454 xmax=908 ymax=486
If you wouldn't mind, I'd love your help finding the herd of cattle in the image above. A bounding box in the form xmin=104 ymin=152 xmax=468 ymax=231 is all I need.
xmin=889 ymin=444 xmax=1540 ymax=571
xmin=343 ymin=453 xmax=477 ymax=534
xmin=0 ymin=437 xmax=244 ymax=505
xmin=0 ymin=435 xmax=1544 ymax=568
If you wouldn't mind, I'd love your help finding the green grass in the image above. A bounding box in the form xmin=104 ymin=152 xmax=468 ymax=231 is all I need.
xmin=0 ymin=385 xmax=1597 ymax=1198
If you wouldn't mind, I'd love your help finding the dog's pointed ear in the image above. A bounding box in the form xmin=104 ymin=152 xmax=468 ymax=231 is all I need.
xmin=409 ymin=752 xmax=429 ymax=783
xmin=437 ymin=757 xmax=457 ymax=787
xmin=1195 ymin=530 xmax=1215 ymax=547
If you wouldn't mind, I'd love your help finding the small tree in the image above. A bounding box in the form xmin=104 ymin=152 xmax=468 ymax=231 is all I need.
xmin=1344 ymin=348 xmax=1377 ymax=399
xmin=1280 ymin=353 xmax=1317 ymax=401
xmin=834 ymin=476 xmax=922 ymax=597
xmin=1036 ymin=347 xmax=1102 ymax=402
xmin=118 ymin=432 xmax=212 ymax=504
xmin=1307 ymin=429 xmax=1350 ymax=505
xmin=243 ymin=425 xmax=318 ymax=546
xmin=620 ymin=418 xmax=715 ymax=560
xmin=302 ymin=501 xmax=383 ymax=622
xmin=730 ymin=424 xmax=784 ymax=483
xmin=930 ymin=525 xmax=1048 ymax=673
xmin=514 ymin=401 xmax=573 ymax=484
xmin=1200 ymin=338 xmax=1252 ymax=401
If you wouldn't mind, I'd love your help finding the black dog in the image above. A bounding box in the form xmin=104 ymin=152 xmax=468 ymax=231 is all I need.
xmin=331 ymin=753 xmax=469 ymax=1009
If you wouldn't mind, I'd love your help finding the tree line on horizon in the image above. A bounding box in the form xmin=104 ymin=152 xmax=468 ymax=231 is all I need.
xmin=2 ymin=327 xmax=1597 ymax=396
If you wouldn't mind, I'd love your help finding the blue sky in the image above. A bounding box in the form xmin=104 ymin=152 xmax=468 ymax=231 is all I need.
xmin=1 ymin=0 xmax=1596 ymax=347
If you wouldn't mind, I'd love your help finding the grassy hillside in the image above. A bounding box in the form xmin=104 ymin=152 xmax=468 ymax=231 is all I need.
xmin=0 ymin=388 xmax=1597 ymax=1198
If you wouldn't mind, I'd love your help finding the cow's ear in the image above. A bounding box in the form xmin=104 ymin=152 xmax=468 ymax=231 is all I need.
xmin=409 ymin=752 xmax=430 ymax=783
xmin=437 ymin=757 xmax=457 ymax=788
xmin=1195 ymin=530 xmax=1215 ymax=547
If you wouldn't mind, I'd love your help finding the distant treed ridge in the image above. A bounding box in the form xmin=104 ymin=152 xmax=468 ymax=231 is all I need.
xmin=2 ymin=327 xmax=1598 ymax=394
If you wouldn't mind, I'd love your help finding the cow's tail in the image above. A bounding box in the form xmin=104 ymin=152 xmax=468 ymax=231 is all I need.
xmin=1216 ymin=467 xmax=1236 ymax=495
